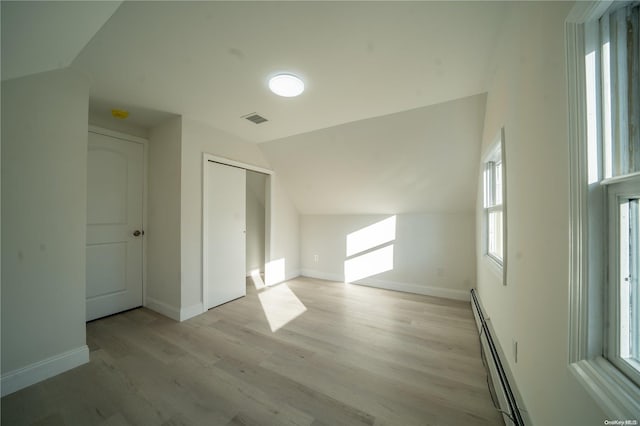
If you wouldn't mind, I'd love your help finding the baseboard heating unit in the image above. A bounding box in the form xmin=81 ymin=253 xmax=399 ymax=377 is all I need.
xmin=470 ymin=289 xmax=526 ymax=426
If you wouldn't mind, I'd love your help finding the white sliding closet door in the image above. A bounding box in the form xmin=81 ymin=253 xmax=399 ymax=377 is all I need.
xmin=205 ymin=160 xmax=246 ymax=309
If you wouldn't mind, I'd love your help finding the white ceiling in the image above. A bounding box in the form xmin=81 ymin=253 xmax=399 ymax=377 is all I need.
xmin=1 ymin=1 xmax=121 ymax=81
xmin=3 ymin=1 xmax=505 ymax=214
xmin=69 ymin=1 xmax=510 ymax=143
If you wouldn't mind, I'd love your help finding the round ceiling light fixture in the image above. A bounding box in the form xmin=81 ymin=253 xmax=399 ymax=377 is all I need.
xmin=268 ymin=73 xmax=305 ymax=97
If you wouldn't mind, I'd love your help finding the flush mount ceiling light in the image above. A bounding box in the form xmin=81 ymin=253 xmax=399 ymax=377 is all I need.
xmin=268 ymin=73 xmax=305 ymax=97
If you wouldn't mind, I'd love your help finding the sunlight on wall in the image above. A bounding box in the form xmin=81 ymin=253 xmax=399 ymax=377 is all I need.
xmin=257 ymin=283 xmax=307 ymax=332
xmin=344 ymin=216 xmax=396 ymax=283
xmin=250 ymin=269 xmax=265 ymax=289
xmin=346 ymin=215 xmax=396 ymax=257
xmin=265 ymin=258 xmax=285 ymax=286
xmin=344 ymin=245 xmax=394 ymax=282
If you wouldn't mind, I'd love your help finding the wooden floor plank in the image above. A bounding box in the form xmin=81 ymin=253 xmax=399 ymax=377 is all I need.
xmin=1 ymin=277 xmax=502 ymax=426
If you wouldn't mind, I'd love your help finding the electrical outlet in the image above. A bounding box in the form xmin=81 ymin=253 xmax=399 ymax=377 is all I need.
xmin=513 ymin=340 xmax=518 ymax=363
xmin=314 ymin=254 xmax=319 ymax=263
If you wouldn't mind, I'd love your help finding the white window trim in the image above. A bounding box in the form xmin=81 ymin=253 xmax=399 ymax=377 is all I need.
xmin=482 ymin=127 xmax=507 ymax=285
xmin=567 ymin=0 xmax=640 ymax=418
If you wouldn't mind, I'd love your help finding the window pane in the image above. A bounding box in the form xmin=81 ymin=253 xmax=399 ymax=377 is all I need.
xmin=632 ymin=199 xmax=639 ymax=363
xmin=620 ymin=198 xmax=640 ymax=368
xmin=495 ymin=162 xmax=503 ymax=205
xmin=484 ymin=162 xmax=491 ymax=208
xmin=488 ymin=210 xmax=503 ymax=262
xmin=484 ymin=161 xmax=495 ymax=208
xmin=600 ymin=3 xmax=640 ymax=176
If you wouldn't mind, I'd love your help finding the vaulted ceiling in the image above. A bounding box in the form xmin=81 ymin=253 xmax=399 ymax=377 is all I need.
xmin=3 ymin=1 xmax=508 ymax=214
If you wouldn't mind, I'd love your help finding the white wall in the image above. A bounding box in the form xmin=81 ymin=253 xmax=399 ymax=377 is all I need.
xmin=147 ymin=117 xmax=182 ymax=318
xmin=1 ymin=68 xmax=90 ymax=394
xmin=259 ymin=94 xmax=486 ymax=215
xmin=246 ymin=171 xmax=266 ymax=275
xmin=180 ymin=117 xmax=300 ymax=315
xmin=88 ymin=112 xmax=149 ymax=139
xmin=301 ymin=213 xmax=474 ymax=300
xmin=475 ymin=2 xmax=605 ymax=424
xmin=258 ymin=94 xmax=483 ymax=298
xmin=266 ymin=176 xmax=300 ymax=283
xmin=145 ymin=116 xmax=301 ymax=320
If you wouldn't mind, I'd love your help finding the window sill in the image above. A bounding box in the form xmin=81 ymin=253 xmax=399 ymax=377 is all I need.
xmin=570 ymin=357 xmax=640 ymax=418
xmin=483 ymin=254 xmax=504 ymax=285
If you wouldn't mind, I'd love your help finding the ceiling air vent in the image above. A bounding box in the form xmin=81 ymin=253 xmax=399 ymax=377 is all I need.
xmin=242 ymin=112 xmax=268 ymax=124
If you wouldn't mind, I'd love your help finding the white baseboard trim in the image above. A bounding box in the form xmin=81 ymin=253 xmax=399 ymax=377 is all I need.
xmin=285 ymin=269 xmax=301 ymax=282
xmin=300 ymin=269 xmax=343 ymax=283
xmin=180 ymin=302 xmax=204 ymax=322
xmin=1 ymin=345 xmax=89 ymax=397
xmin=264 ymin=269 xmax=302 ymax=286
xmin=356 ymin=278 xmax=470 ymax=301
xmin=300 ymin=270 xmax=469 ymax=301
xmin=145 ymin=297 xmax=180 ymax=321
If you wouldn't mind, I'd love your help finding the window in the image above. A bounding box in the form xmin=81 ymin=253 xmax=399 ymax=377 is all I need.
xmin=600 ymin=0 xmax=640 ymax=386
xmin=608 ymin=180 xmax=640 ymax=386
xmin=483 ymin=129 xmax=506 ymax=269
xmin=567 ymin=0 xmax=640 ymax=417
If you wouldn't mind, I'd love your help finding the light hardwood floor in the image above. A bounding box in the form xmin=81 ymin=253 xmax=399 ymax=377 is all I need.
xmin=1 ymin=277 xmax=503 ymax=426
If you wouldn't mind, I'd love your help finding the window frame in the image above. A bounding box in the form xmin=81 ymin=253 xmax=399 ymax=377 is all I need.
xmin=482 ymin=128 xmax=507 ymax=283
xmin=567 ymin=0 xmax=640 ymax=418
xmin=606 ymin=176 xmax=640 ymax=386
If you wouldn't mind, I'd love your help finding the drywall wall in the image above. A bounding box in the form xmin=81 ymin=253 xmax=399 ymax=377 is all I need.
xmin=1 ymin=68 xmax=90 ymax=393
xmin=259 ymin=94 xmax=486 ymax=215
xmin=88 ymin=112 xmax=149 ymax=139
xmin=259 ymin=86 xmax=483 ymax=300
xmin=146 ymin=116 xmax=301 ymax=320
xmin=147 ymin=117 xmax=182 ymax=318
xmin=266 ymin=176 xmax=300 ymax=284
xmin=301 ymin=213 xmax=474 ymax=300
xmin=87 ymin=98 xmax=179 ymax=140
xmin=246 ymin=171 xmax=266 ymax=274
xmin=475 ymin=2 xmax=605 ymax=424
xmin=180 ymin=117 xmax=300 ymax=315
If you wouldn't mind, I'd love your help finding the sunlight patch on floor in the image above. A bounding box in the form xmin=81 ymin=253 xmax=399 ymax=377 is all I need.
xmin=257 ymin=283 xmax=307 ymax=332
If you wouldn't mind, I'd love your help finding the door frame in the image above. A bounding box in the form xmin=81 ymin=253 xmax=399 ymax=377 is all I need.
xmin=88 ymin=125 xmax=149 ymax=310
xmin=202 ymin=153 xmax=273 ymax=310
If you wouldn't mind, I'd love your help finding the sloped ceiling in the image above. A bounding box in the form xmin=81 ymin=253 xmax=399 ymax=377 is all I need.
xmin=260 ymin=94 xmax=486 ymax=214
xmin=2 ymin=2 xmax=501 ymax=215
xmin=1 ymin=1 xmax=122 ymax=81
xmin=71 ymin=1 xmax=509 ymax=143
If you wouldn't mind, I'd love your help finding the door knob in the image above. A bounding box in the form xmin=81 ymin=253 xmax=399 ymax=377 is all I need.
xmin=133 ymin=230 xmax=144 ymax=237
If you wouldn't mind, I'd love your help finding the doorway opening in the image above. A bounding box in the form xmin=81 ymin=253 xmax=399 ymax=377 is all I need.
xmin=246 ymin=170 xmax=268 ymax=288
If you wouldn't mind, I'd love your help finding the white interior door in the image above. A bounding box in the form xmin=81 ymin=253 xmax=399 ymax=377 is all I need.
xmin=205 ymin=160 xmax=246 ymax=310
xmin=86 ymin=132 xmax=144 ymax=321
